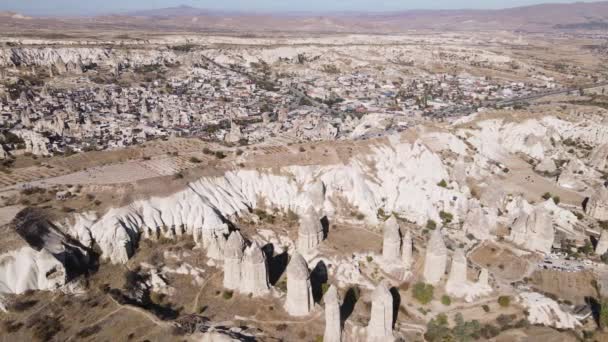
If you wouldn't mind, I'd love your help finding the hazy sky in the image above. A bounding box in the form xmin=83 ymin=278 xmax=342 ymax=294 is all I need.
xmin=1 ymin=0 xmax=603 ymax=16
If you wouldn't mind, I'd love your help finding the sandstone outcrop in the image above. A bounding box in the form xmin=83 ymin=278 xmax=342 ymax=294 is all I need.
xmin=444 ymin=248 xmax=493 ymax=302
xmin=323 ymin=284 xmax=342 ymax=342
xmin=423 ymin=229 xmax=447 ymax=285
xmin=223 ymin=231 xmax=245 ymax=290
xmin=297 ymin=208 xmax=324 ymax=254
xmin=240 ymin=242 xmax=269 ymax=296
xmin=367 ymin=282 xmax=394 ymax=342
xmin=587 ymin=186 xmax=608 ymax=221
xmin=285 ymin=253 xmax=314 ymax=316
xmin=401 ymin=229 xmax=412 ymax=272
xmin=508 ymin=206 xmax=554 ymax=254
xmin=596 ymin=229 xmax=608 ymax=256
xmin=382 ymin=216 xmax=401 ymax=261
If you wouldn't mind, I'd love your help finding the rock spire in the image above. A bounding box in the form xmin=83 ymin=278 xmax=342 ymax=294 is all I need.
xmin=367 ymin=282 xmax=394 ymax=342
xmin=423 ymin=229 xmax=447 ymax=285
xmin=382 ymin=216 xmax=401 ymax=261
xmin=285 ymin=253 xmax=314 ymax=316
xmin=323 ymin=285 xmax=342 ymax=342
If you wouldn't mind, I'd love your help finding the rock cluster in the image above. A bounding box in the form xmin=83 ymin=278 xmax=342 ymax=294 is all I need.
xmin=240 ymin=242 xmax=270 ymax=296
xmin=423 ymin=229 xmax=447 ymax=285
xmin=285 ymin=253 xmax=314 ymax=316
xmin=366 ymin=282 xmax=394 ymax=342
xmin=297 ymin=208 xmax=324 ymax=254
xmin=596 ymin=230 xmax=608 ymax=256
xmin=381 ymin=216 xmax=413 ymax=274
xmin=463 ymin=204 xmax=492 ymax=240
xmin=222 ymin=233 xmax=269 ymax=297
xmin=508 ymin=206 xmax=554 ymax=254
xmin=587 ymin=186 xmax=608 ymax=221
xmin=444 ymin=249 xmax=493 ymax=302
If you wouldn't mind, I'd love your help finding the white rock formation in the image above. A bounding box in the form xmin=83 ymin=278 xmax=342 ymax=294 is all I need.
xmin=0 ymin=247 xmax=65 ymax=294
xmin=508 ymin=206 xmax=554 ymax=254
xmin=240 ymin=242 xmax=269 ymax=296
xmin=206 ymin=233 xmax=226 ymax=260
xmin=445 ymin=249 xmax=467 ymax=291
xmin=12 ymin=129 xmax=50 ymax=156
xmin=535 ymin=157 xmax=557 ymax=174
xmin=223 ymin=231 xmax=245 ymax=290
xmin=596 ymin=230 xmax=608 ymax=256
xmin=520 ymin=292 xmax=581 ymax=329
xmin=587 ymin=186 xmax=608 ymax=221
xmin=423 ymin=229 xmax=447 ymax=285
xmin=57 ymin=134 xmax=471 ymax=265
xmin=285 ymin=253 xmax=314 ymax=316
xmin=323 ymin=285 xmax=342 ymax=342
xmin=367 ymin=282 xmax=394 ymax=342
xmin=463 ymin=205 xmax=492 ymax=240
xmin=401 ymin=229 xmax=412 ymax=272
xmin=382 ymin=216 xmax=401 ymax=261
xmin=297 ymin=208 xmax=324 ymax=254
xmin=445 ymin=249 xmax=493 ymax=302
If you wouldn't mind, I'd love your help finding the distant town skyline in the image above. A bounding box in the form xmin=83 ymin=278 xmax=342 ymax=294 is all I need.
xmin=1 ymin=0 xmax=605 ymax=16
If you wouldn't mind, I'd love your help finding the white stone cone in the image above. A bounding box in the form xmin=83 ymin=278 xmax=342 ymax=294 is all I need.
xmin=323 ymin=285 xmax=342 ymax=342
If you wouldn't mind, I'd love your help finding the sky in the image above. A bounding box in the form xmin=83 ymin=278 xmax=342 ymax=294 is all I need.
xmin=0 ymin=0 xmax=604 ymax=16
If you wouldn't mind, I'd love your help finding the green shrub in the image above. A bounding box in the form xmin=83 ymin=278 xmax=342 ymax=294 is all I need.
xmin=222 ymin=290 xmax=234 ymax=300
xmin=439 ymin=211 xmax=453 ymax=225
xmin=413 ymin=282 xmax=434 ymax=305
xmin=441 ymin=295 xmax=451 ymax=306
xmin=542 ymin=192 xmax=552 ymax=200
xmin=426 ymin=219 xmax=437 ymax=230
xmin=498 ymin=296 xmax=510 ymax=307
xmin=437 ymin=179 xmax=448 ymax=188
xmin=482 ymin=304 xmax=490 ymax=313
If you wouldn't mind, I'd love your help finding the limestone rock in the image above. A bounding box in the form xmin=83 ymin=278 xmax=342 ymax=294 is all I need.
xmin=596 ymin=230 xmax=608 ymax=256
xmin=423 ymin=229 xmax=447 ymax=285
xmin=590 ymin=144 xmax=608 ymax=170
xmin=535 ymin=157 xmax=557 ymax=174
xmin=206 ymin=234 xmax=226 ymax=260
xmin=587 ymin=186 xmax=608 ymax=221
xmin=508 ymin=206 xmax=554 ymax=254
xmin=240 ymin=242 xmax=269 ymax=296
xmin=323 ymin=285 xmax=342 ymax=342
xmin=285 ymin=253 xmax=314 ymax=316
xmin=463 ymin=205 xmax=491 ymax=241
xmin=445 ymin=249 xmax=493 ymax=302
xmin=223 ymin=231 xmax=245 ymax=290
xmin=445 ymin=249 xmax=468 ymax=291
xmin=297 ymin=208 xmax=324 ymax=254
xmin=224 ymin=120 xmax=242 ymax=144
xmin=382 ymin=216 xmax=401 ymax=261
xmin=401 ymin=229 xmax=412 ymax=272
xmin=367 ymin=282 xmax=394 ymax=342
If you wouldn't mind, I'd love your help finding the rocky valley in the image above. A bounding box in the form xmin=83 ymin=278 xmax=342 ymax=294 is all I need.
xmin=2 ymin=2 xmax=608 ymax=342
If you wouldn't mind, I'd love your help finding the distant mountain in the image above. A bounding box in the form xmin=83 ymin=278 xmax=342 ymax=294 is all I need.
xmin=128 ymin=5 xmax=220 ymax=18
xmin=2 ymin=1 xmax=608 ymax=34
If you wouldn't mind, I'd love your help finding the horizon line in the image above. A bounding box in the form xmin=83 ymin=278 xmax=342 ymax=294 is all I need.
xmin=2 ymin=1 xmax=604 ymax=18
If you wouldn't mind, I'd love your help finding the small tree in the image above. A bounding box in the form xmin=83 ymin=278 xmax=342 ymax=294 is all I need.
xmin=600 ymin=297 xmax=608 ymax=331
xmin=498 ymin=296 xmax=510 ymax=307
xmin=439 ymin=211 xmax=453 ymax=225
xmin=413 ymin=282 xmax=434 ymax=305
